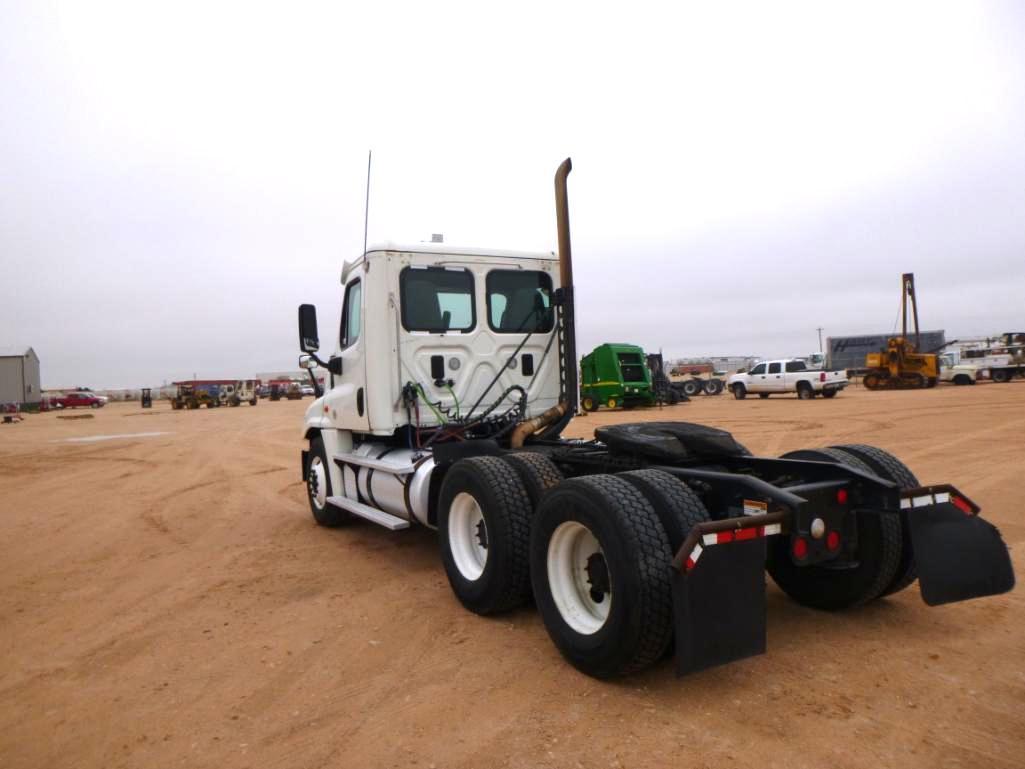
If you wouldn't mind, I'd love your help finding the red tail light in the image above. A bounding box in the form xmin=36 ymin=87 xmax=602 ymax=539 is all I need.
xmin=792 ymin=537 xmax=808 ymax=559
xmin=951 ymin=495 xmax=973 ymax=515
xmin=826 ymin=531 xmax=841 ymax=551
xmin=836 ymin=488 xmax=848 ymax=504
xmin=820 ymin=372 xmax=826 ymax=382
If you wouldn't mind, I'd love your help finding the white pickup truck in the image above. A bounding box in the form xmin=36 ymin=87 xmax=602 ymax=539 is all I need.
xmin=728 ymin=358 xmax=848 ymax=400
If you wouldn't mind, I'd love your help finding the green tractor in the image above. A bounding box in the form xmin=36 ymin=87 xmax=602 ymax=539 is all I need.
xmin=580 ymin=343 xmax=657 ymax=411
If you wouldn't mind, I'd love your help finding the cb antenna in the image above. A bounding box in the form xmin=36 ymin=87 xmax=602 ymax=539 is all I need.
xmin=362 ymin=150 xmax=372 ymax=257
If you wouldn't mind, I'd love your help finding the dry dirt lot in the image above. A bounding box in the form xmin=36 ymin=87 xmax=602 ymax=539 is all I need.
xmin=1 ymin=385 xmax=1023 ymax=769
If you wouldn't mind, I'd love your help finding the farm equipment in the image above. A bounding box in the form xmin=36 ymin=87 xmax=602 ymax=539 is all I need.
xmin=677 ymin=370 xmax=725 ymax=397
xmin=294 ymin=159 xmax=1014 ymax=679
xmin=864 ymin=273 xmax=939 ymax=390
xmin=646 ymin=353 xmax=688 ymax=405
xmin=170 ymin=382 xmax=221 ymax=409
xmin=580 ymin=344 xmax=657 ymax=411
xmin=221 ymin=379 xmax=259 ymax=406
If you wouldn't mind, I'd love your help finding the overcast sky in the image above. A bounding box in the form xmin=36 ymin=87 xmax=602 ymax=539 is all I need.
xmin=2 ymin=2 xmax=1023 ymax=388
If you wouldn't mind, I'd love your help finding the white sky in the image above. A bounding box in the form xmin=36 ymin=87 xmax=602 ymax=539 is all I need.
xmin=2 ymin=1 xmax=1023 ymax=387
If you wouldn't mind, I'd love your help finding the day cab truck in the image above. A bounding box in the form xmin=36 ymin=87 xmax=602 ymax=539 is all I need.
xmin=728 ymin=358 xmax=848 ymax=400
xmin=579 ymin=343 xmax=657 ymax=411
xmin=294 ymin=159 xmax=1013 ymax=679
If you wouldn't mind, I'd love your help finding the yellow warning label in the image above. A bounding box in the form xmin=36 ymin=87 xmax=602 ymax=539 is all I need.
xmin=743 ymin=499 xmax=767 ymax=516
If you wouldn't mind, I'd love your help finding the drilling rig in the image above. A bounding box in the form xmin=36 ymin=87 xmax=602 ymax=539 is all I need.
xmin=863 ymin=273 xmax=939 ymax=390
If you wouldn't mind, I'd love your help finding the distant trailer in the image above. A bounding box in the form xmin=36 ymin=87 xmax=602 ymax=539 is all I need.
xmin=827 ymin=330 xmax=946 ymax=374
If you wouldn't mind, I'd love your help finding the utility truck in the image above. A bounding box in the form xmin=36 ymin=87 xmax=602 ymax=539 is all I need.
xmin=295 ymin=160 xmax=1013 ymax=678
xmin=728 ymin=359 xmax=848 ymax=400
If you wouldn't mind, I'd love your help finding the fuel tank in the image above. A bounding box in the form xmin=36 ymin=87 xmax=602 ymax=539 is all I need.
xmin=339 ymin=443 xmax=436 ymax=527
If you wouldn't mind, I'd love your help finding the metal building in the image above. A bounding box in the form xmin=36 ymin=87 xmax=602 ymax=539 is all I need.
xmin=0 ymin=347 xmax=42 ymax=405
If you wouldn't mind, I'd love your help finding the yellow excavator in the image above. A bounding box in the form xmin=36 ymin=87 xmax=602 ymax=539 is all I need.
xmin=863 ymin=273 xmax=939 ymax=390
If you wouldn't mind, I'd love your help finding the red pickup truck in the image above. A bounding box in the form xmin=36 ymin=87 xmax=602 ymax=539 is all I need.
xmin=52 ymin=392 xmax=106 ymax=409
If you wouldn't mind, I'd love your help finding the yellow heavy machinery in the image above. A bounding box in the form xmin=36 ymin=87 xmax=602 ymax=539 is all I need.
xmin=864 ymin=273 xmax=939 ymax=390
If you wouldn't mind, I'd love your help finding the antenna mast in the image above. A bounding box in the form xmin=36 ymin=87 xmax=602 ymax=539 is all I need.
xmin=362 ymin=150 xmax=372 ymax=256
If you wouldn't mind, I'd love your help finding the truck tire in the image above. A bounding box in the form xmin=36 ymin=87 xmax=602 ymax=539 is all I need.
xmin=953 ymin=374 xmax=971 ymax=386
xmin=438 ymin=457 xmax=533 ymax=615
xmin=797 ymin=382 xmax=815 ymax=400
xmin=732 ymin=383 xmax=747 ymax=400
xmin=682 ymin=380 xmax=702 ymax=397
xmin=618 ymin=469 xmax=710 ymax=551
xmin=767 ymin=447 xmax=902 ymax=610
xmin=306 ymin=436 xmax=350 ymax=527
xmin=828 ymin=444 xmax=919 ymax=596
xmin=606 ymin=397 xmax=618 ymax=409
xmin=703 ymin=379 xmax=723 ymax=396
xmin=505 ymin=452 xmax=564 ymax=511
xmin=821 ymin=389 xmax=837 ymax=398
xmin=531 ymin=475 xmax=674 ymax=678
xmin=759 ymin=393 xmax=770 ymax=399
xmin=992 ymin=369 xmax=1011 ymax=383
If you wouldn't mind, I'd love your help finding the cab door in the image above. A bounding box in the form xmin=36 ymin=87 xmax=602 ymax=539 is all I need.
xmin=766 ymin=361 xmax=786 ymax=391
xmin=324 ymin=277 xmax=370 ymax=432
xmin=748 ymin=362 xmax=768 ymax=391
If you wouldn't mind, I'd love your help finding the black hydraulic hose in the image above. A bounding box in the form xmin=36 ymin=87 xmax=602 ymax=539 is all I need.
xmin=463 ymin=306 xmax=540 ymax=422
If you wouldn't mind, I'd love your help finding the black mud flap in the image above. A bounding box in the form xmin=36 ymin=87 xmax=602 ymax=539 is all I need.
xmin=301 ymin=449 xmax=310 ymax=482
xmin=907 ymin=502 xmax=1015 ymax=606
xmin=673 ymin=537 xmax=767 ymax=675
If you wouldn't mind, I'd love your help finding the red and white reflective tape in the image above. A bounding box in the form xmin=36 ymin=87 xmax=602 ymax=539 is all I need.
xmin=685 ymin=523 xmax=782 ymax=571
xmin=900 ymin=491 xmax=951 ymax=509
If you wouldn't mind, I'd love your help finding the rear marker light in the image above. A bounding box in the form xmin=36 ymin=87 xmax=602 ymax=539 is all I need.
xmin=836 ymin=488 xmax=848 ymax=504
xmin=826 ymin=531 xmax=841 ymax=551
xmin=792 ymin=537 xmax=808 ymax=559
xmin=951 ymin=495 xmax=973 ymax=515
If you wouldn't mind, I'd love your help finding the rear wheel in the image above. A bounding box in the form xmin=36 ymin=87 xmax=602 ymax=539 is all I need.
xmin=821 ymin=389 xmax=837 ymax=398
xmin=581 ymin=395 xmax=599 ymax=412
xmin=307 ymin=436 xmax=350 ymax=527
xmin=504 ymin=452 xmax=563 ymax=512
xmin=531 ymin=475 xmax=674 ymax=677
xmin=617 ymin=469 xmax=710 ymax=551
xmin=682 ymin=380 xmax=702 ymax=397
xmin=439 ymin=457 xmax=533 ymax=615
xmin=606 ymin=397 xmax=618 ymax=409
xmin=992 ymin=369 xmax=1011 ymax=383
xmin=767 ymin=447 xmax=902 ymax=610
xmin=828 ymin=444 xmax=919 ymax=596
xmin=732 ymin=383 xmax=747 ymax=400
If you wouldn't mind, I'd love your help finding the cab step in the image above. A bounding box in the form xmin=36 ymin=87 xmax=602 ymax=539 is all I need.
xmin=325 ymin=496 xmax=411 ymax=530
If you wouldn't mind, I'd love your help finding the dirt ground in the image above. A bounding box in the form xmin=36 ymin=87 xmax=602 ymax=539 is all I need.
xmin=1 ymin=384 xmax=1023 ymax=769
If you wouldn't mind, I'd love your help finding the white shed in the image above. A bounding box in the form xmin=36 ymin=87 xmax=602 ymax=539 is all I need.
xmin=0 ymin=347 xmax=42 ymax=405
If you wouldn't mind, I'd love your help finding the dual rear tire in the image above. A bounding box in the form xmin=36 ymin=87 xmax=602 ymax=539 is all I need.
xmin=438 ymin=457 xmax=709 ymax=677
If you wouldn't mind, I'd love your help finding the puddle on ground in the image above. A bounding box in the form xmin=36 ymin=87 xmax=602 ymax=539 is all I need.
xmin=53 ymin=432 xmax=173 ymax=444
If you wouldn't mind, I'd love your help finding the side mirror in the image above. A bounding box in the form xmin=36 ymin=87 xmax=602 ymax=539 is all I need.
xmin=299 ymin=354 xmax=317 ymax=370
xmin=299 ymin=304 xmax=319 ymax=352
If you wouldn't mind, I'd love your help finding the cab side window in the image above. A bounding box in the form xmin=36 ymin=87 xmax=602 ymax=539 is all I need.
xmin=768 ymin=362 xmax=781 ymax=374
xmin=341 ymin=280 xmax=362 ymax=348
xmin=750 ymin=363 xmax=766 ymax=375
xmin=785 ymin=360 xmax=806 ymax=372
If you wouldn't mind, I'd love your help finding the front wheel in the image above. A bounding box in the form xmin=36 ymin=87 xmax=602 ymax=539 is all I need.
xmin=306 ymin=437 xmax=350 ymax=527
xmin=759 ymin=393 xmax=770 ymax=399
xmin=581 ymin=395 xmax=599 ymax=412
xmin=438 ymin=457 xmax=533 ymax=615
xmin=797 ymin=383 xmax=815 ymax=400
xmin=531 ymin=475 xmax=674 ymax=678
xmin=732 ymin=383 xmax=747 ymax=400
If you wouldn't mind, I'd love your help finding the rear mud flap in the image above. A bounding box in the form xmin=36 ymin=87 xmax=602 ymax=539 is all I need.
xmin=907 ymin=503 xmax=1015 ymax=606
xmin=673 ymin=538 xmax=767 ymax=675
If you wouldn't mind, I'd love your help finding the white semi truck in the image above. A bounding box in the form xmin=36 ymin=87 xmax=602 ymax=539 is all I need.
xmin=294 ymin=160 xmax=1013 ymax=678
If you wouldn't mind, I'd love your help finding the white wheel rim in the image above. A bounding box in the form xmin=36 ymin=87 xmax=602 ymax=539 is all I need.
xmin=308 ymin=456 xmax=327 ymax=509
xmin=449 ymin=492 xmax=488 ymax=581
xmin=547 ymin=521 xmax=611 ymax=635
